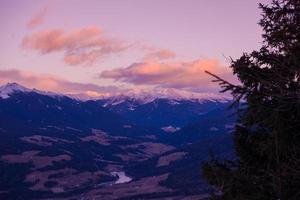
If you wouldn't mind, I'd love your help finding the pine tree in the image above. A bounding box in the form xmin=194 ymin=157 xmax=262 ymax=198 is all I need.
xmin=203 ymin=1 xmax=300 ymax=199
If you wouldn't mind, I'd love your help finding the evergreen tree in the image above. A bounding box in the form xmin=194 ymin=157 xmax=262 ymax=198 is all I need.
xmin=203 ymin=0 xmax=300 ymax=199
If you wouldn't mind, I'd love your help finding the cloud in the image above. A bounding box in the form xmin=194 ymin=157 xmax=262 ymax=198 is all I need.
xmin=21 ymin=27 xmax=126 ymax=66
xmin=142 ymin=49 xmax=176 ymax=61
xmin=136 ymin=43 xmax=176 ymax=61
xmin=0 ymin=69 xmax=123 ymax=98
xmin=100 ymin=59 xmax=236 ymax=92
xmin=27 ymin=6 xmax=48 ymax=29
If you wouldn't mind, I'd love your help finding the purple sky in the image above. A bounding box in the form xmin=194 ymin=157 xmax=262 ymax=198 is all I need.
xmin=0 ymin=0 xmax=270 ymax=97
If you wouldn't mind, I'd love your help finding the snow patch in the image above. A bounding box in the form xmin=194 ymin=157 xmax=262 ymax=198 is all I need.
xmin=111 ymin=171 xmax=132 ymax=184
xmin=161 ymin=126 xmax=180 ymax=133
xmin=209 ymin=127 xmax=219 ymax=131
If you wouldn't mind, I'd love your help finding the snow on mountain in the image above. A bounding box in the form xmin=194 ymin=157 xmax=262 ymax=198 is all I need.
xmin=100 ymin=88 xmax=231 ymax=106
xmin=0 ymin=82 xmax=64 ymax=99
xmin=0 ymin=82 xmax=30 ymax=99
xmin=0 ymin=82 xmax=231 ymax=104
xmin=161 ymin=126 xmax=181 ymax=133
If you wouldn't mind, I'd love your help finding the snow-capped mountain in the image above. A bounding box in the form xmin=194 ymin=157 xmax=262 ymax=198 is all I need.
xmin=0 ymin=82 xmax=63 ymax=99
xmin=0 ymin=81 xmax=233 ymax=135
xmin=0 ymin=82 xmax=232 ymax=129
xmin=100 ymin=87 xmax=230 ymax=106
xmin=0 ymin=82 xmax=161 ymax=138
xmin=0 ymin=82 xmax=32 ymax=99
xmin=98 ymin=96 xmax=232 ymax=129
xmin=0 ymin=83 xmax=230 ymax=104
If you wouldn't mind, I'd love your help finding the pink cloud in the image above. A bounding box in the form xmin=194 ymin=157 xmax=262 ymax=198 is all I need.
xmin=27 ymin=6 xmax=48 ymax=29
xmin=100 ymin=59 xmax=237 ymax=92
xmin=142 ymin=49 xmax=176 ymax=61
xmin=0 ymin=69 xmax=122 ymax=98
xmin=21 ymin=27 xmax=126 ymax=66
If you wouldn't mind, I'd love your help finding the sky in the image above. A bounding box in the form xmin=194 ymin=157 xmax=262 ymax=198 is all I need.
xmin=0 ymin=0 xmax=270 ymax=97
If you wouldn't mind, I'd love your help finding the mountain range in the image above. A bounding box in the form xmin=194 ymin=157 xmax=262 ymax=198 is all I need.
xmin=0 ymin=82 xmax=235 ymax=199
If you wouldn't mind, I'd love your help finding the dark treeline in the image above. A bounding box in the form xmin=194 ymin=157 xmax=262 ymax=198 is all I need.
xmin=203 ymin=0 xmax=300 ymax=199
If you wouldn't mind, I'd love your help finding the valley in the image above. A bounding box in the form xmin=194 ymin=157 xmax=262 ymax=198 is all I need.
xmin=0 ymin=83 xmax=235 ymax=199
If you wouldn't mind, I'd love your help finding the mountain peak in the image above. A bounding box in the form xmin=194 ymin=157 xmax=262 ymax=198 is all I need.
xmin=2 ymin=82 xmax=30 ymax=90
xmin=0 ymin=82 xmax=32 ymax=99
xmin=0 ymin=82 xmax=64 ymax=99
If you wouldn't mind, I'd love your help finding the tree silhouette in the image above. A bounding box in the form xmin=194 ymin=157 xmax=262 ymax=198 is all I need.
xmin=203 ymin=0 xmax=300 ymax=199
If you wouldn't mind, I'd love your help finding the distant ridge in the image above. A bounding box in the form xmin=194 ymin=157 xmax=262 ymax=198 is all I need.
xmin=0 ymin=82 xmax=230 ymax=102
xmin=99 ymin=88 xmax=231 ymax=106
